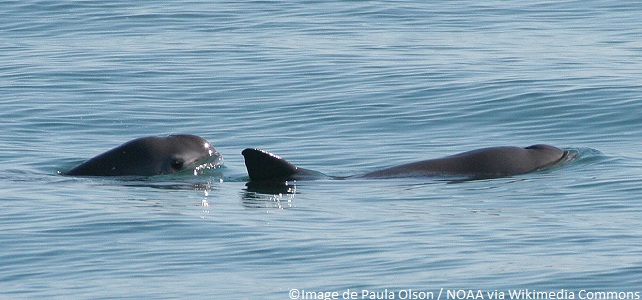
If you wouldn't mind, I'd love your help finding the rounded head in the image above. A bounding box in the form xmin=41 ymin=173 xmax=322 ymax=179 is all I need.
xmin=157 ymin=134 xmax=221 ymax=175
xmin=524 ymin=143 xmax=566 ymax=161
xmin=524 ymin=144 xmax=563 ymax=152
xmin=65 ymin=134 xmax=221 ymax=176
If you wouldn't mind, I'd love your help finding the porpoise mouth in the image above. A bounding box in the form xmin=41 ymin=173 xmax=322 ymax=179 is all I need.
xmin=538 ymin=149 xmax=578 ymax=171
xmin=190 ymin=151 xmax=224 ymax=175
xmin=558 ymin=150 xmax=579 ymax=165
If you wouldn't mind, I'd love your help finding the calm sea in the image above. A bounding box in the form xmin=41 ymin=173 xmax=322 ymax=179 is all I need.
xmin=2 ymin=1 xmax=642 ymax=299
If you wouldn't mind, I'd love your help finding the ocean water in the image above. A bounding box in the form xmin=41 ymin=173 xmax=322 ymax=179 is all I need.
xmin=2 ymin=0 xmax=642 ymax=298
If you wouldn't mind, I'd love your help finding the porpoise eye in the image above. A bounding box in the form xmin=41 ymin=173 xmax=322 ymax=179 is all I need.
xmin=170 ymin=159 xmax=184 ymax=171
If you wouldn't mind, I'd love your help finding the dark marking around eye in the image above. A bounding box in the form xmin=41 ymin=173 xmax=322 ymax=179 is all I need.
xmin=170 ymin=159 xmax=184 ymax=170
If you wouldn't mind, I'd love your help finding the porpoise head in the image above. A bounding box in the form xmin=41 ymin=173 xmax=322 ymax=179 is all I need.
xmin=523 ymin=144 xmax=569 ymax=169
xmin=64 ymin=134 xmax=222 ymax=177
xmin=156 ymin=134 xmax=222 ymax=175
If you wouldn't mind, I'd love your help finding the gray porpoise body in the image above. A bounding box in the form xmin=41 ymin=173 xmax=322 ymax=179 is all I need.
xmin=358 ymin=144 xmax=566 ymax=179
xmin=64 ymin=135 xmax=220 ymax=176
xmin=242 ymin=144 xmax=568 ymax=182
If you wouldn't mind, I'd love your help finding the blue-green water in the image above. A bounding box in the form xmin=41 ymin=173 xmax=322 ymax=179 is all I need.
xmin=2 ymin=1 xmax=642 ymax=298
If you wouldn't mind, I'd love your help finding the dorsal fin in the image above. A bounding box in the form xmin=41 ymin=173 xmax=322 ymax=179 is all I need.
xmin=242 ymin=148 xmax=326 ymax=181
xmin=242 ymin=148 xmax=302 ymax=181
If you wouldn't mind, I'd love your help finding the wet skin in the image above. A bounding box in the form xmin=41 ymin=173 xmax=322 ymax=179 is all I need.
xmin=242 ymin=144 xmax=569 ymax=182
xmin=64 ymin=135 xmax=220 ymax=177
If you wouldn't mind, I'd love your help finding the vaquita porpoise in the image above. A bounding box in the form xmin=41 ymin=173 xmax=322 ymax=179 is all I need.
xmin=64 ymin=135 xmax=221 ymax=176
xmin=242 ymin=145 xmax=572 ymax=182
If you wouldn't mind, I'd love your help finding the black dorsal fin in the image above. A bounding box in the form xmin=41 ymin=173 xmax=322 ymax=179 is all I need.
xmin=242 ymin=148 xmax=302 ymax=181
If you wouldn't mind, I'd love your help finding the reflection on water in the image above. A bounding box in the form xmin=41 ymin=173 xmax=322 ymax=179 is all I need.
xmin=242 ymin=181 xmax=297 ymax=209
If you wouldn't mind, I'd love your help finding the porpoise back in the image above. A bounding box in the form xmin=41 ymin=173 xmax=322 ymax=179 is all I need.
xmin=360 ymin=144 xmax=567 ymax=179
xmin=242 ymin=145 xmax=569 ymax=182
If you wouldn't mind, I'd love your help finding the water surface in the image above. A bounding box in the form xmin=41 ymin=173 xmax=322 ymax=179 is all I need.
xmin=2 ymin=1 xmax=642 ymax=298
